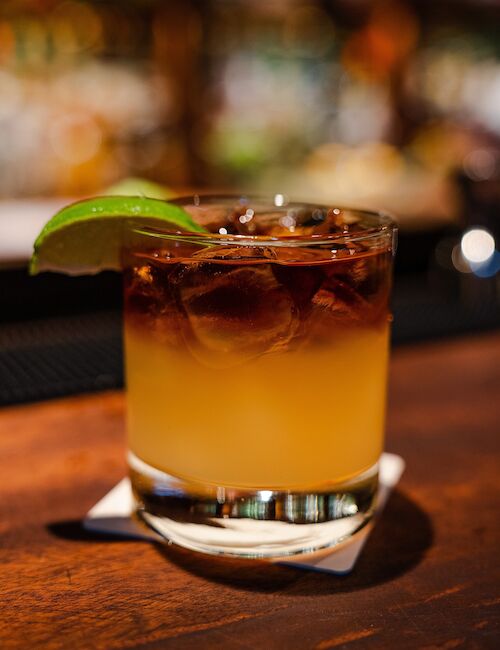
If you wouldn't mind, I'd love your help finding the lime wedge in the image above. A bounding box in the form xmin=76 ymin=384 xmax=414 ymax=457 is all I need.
xmin=30 ymin=196 xmax=204 ymax=276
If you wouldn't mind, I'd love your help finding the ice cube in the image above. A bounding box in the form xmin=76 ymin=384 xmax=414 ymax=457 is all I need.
xmin=125 ymin=263 xmax=185 ymax=345
xmin=126 ymin=265 xmax=164 ymax=315
xmin=321 ymin=255 xmax=372 ymax=289
xmin=174 ymin=260 xmax=300 ymax=368
xmin=272 ymin=263 xmax=324 ymax=312
xmin=312 ymin=276 xmax=369 ymax=323
xmin=192 ymin=245 xmax=278 ymax=262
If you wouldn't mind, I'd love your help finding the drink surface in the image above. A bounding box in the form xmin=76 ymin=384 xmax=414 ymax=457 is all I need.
xmin=124 ymin=232 xmax=392 ymax=489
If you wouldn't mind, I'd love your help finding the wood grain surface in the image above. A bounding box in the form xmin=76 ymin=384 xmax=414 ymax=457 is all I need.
xmin=0 ymin=333 xmax=499 ymax=649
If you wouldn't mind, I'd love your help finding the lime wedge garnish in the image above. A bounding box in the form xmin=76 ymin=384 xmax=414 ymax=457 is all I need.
xmin=30 ymin=196 xmax=204 ymax=276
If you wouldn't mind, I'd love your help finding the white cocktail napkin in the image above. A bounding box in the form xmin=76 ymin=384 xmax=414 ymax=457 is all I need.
xmin=84 ymin=452 xmax=404 ymax=574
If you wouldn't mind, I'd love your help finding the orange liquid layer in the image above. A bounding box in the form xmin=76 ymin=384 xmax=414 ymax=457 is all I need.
xmin=125 ymin=322 xmax=389 ymax=489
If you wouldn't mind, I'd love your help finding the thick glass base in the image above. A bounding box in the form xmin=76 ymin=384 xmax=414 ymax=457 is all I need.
xmin=129 ymin=452 xmax=379 ymax=559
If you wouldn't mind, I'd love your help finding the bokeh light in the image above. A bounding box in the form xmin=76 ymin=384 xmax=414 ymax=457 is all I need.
xmin=0 ymin=0 xmax=498 ymax=221
xmin=461 ymin=229 xmax=495 ymax=265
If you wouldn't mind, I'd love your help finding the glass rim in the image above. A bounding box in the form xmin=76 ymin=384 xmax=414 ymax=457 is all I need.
xmin=132 ymin=194 xmax=397 ymax=247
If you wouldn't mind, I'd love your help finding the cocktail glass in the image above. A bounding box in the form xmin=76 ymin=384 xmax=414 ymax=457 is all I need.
xmin=123 ymin=195 xmax=396 ymax=558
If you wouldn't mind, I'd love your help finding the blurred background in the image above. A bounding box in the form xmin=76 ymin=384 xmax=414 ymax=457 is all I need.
xmin=0 ymin=0 xmax=499 ymax=405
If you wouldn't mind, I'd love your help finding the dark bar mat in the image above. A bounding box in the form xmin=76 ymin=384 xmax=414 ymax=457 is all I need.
xmin=0 ymin=298 xmax=499 ymax=407
xmin=0 ymin=311 xmax=123 ymax=406
xmin=391 ymin=279 xmax=500 ymax=344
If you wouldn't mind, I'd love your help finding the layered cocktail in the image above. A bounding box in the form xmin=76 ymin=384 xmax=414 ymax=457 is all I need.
xmin=123 ymin=196 xmax=396 ymax=558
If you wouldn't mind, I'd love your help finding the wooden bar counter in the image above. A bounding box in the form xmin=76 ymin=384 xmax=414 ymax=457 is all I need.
xmin=1 ymin=333 xmax=499 ymax=649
